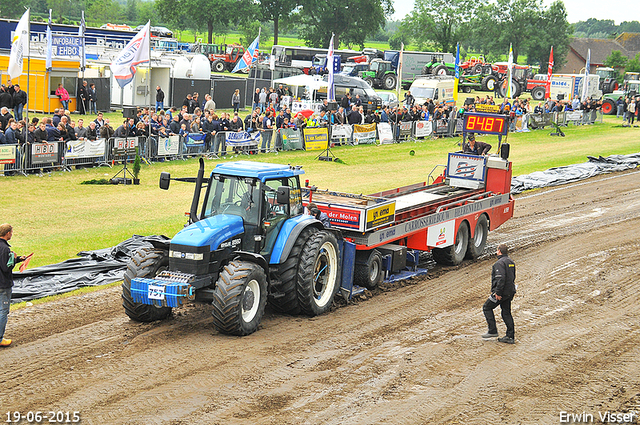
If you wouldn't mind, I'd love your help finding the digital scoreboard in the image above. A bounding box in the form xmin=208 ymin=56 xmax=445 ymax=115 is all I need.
xmin=463 ymin=112 xmax=509 ymax=136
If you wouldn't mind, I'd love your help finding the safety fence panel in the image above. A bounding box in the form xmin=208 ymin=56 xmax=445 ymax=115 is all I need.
xmin=434 ymin=119 xmax=449 ymax=136
xmin=397 ymin=121 xmax=413 ymax=140
xmin=330 ymin=125 xmax=353 ymax=146
xmin=224 ymin=131 xmax=261 ymax=155
xmin=378 ymin=123 xmax=394 ymax=144
xmin=155 ymin=135 xmax=181 ymax=159
xmin=0 ymin=144 xmax=19 ymax=175
xmin=64 ymin=138 xmax=109 ymax=169
xmin=413 ymin=121 xmax=433 ymax=139
xmin=278 ymin=128 xmax=304 ymax=151
xmin=182 ymin=133 xmax=208 ymax=156
xmin=528 ymin=113 xmax=555 ymax=129
xmin=352 ymin=124 xmax=377 ymax=145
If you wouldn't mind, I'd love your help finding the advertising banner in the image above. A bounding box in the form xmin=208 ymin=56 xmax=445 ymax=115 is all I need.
xmin=365 ymin=201 xmax=396 ymax=231
xmin=158 ymin=135 xmax=180 ymax=156
xmin=279 ymin=128 xmax=303 ymax=151
xmin=414 ymin=121 xmax=432 ymax=138
xmin=330 ymin=125 xmax=352 ymax=145
xmin=435 ymin=119 xmax=449 ymax=134
xmin=183 ymin=133 xmax=206 ymax=147
xmin=446 ymin=153 xmax=487 ymax=182
xmin=32 ymin=142 xmax=59 ymax=164
xmin=303 ymin=127 xmax=329 ymax=151
xmin=398 ymin=121 xmax=412 ymax=139
xmin=65 ymin=138 xmax=106 ymax=158
xmin=427 ymin=219 xmax=455 ymax=248
xmin=377 ymin=123 xmax=394 ymax=144
xmin=0 ymin=145 xmax=16 ymax=164
xmin=225 ymin=131 xmax=260 ymax=147
xmin=352 ymin=123 xmax=376 ymax=145
xmin=475 ymin=104 xmax=500 ymax=113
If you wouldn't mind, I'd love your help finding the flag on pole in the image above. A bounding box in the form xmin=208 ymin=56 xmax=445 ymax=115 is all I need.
xmin=8 ymin=8 xmax=30 ymax=81
xmin=231 ymin=30 xmax=260 ymax=73
xmin=545 ymin=46 xmax=553 ymax=99
xmin=79 ymin=11 xmax=86 ymax=71
xmin=396 ymin=43 xmax=404 ymax=98
xmin=327 ymin=33 xmax=335 ymax=102
xmin=111 ymin=21 xmax=150 ymax=88
xmin=453 ymin=42 xmax=460 ymax=102
xmin=581 ymin=48 xmax=591 ymax=102
xmin=45 ymin=9 xmax=53 ymax=72
xmin=507 ymin=43 xmax=513 ymax=99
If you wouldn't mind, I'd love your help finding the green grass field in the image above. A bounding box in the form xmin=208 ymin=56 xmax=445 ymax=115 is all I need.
xmin=2 ymin=107 xmax=639 ymax=269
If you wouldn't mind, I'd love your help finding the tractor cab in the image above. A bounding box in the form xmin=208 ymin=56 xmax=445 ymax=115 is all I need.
xmin=370 ymin=59 xmax=393 ymax=79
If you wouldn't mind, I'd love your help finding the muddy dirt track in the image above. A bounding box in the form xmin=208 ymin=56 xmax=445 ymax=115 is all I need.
xmin=2 ymin=170 xmax=640 ymax=425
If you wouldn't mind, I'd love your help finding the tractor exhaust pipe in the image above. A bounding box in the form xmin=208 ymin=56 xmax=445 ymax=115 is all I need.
xmin=189 ymin=158 xmax=205 ymax=224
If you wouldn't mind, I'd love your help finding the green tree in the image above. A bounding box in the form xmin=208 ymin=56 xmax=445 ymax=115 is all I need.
xmin=626 ymin=53 xmax=640 ymax=73
xmin=619 ymin=21 xmax=640 ymax=33
xmin=605 ymin=50 xmax=628 ymax=69
xmin=259 ymin=0 xmax=299 ymax=45
xmin=238 ymin=21 xmax=272 ymax=47
xmin=402 ymin=0 xmax=477 ymax=54
xmin=297 ymin=0 xmax=393 ymax=49
xmin=48 ymin=0 xmax=73 ymax=22
xmin=125 ymin=0 xmax=138 ymax=24
xmin=86 ymin=0 xmax=123 ymax=26
xmin=573 ymin=18 xmax=616 ymax=37
xmin=525 ymin=0 xmax=571 ymax=70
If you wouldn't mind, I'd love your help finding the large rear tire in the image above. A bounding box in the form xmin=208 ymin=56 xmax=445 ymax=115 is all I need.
xmin=212 ymin=261 xmax=267 ymax=336
xmin=268 ymin=227 xmax=318 ymax=314
xmin=364 ymin=77 xmax=375 ymax=88
xmin=296 ymin=231 xmax=341 ymax=316
xmin=472 ymin=64 xmax=483 ymax=75
xmin=122 ymin=248 xmax=172 ymax=322
xmin=482 ymin=75 xmax=497 ymax=92
xmin=531 ymin=86 xmax=546 ymax=101
xmin=602 ymin=99 xmax=615 ymax=115
xmin=354 ymin=249 xmax=383 ymax=289
xmin=466 ymin=215 xmax=488 ymax=260
xmin=383 ymin=74 xmax=397 ymax=90
xmin=432 ymin=222 xmax=469 ymax=266
xmin=213 ymin=60 xmax=225 ymax=73
xmin=432 ymin=64 xmax=448 ymax=76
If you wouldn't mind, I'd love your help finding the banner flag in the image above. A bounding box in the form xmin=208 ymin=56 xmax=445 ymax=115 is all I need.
xmin=327 ymin=33 xmax=335 ymax=101
xmin=45 ymin=10 xmax=52 ymax=72
xmin=111 ymin=21 xmax=150 ymax=88
xmin=79 ymin=11 xmax=86 ymax=71
xmin=507 ymin=43 xmax=513 ymax=99
xmin=396 ymin=43 xmax=404 ymax=98
xmin=545 ymin=46 xmax=553 ymax=99
xmin=8 ymin=9 xmax=30 ymax=80
xmin=582 ymin=48 xmax=591 ymax=102
xmin=453 ymin=43 xmax=460 ymax=102
xmin=232 ymin=30 xmax=260 ymax=73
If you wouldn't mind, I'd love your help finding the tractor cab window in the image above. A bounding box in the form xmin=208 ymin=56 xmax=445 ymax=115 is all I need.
xmin=203 ymin=175 xmax=259 ymax=226
xmin=260 ymin=178 xmax=292 ymax=257
xmin=370 ymin=61 xmax=380 ymax=72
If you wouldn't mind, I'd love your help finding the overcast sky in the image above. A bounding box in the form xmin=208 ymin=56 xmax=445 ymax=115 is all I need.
xmin=391 ymin=0 xmax=638 ymax=24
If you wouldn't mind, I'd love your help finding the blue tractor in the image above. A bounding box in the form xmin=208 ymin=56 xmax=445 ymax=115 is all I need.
xmin=122 ymin=159 xmax=341 ymax=336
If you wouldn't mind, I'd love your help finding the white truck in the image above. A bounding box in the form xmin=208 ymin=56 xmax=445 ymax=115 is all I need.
xmin=549 ymin=74 xmax=602 ymax=101
xmin=408 ymin=75 xmax=456 ymax=107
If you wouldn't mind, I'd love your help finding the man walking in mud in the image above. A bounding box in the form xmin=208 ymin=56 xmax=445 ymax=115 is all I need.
xmin=482 ymin=243 xmax=516 ymax=344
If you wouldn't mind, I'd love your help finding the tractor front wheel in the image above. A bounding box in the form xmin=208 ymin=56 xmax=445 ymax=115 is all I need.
xmin=212 ymin=261 xmax=267 ymax=336
xmin=122 ymin=248 xmax=173 ymax=322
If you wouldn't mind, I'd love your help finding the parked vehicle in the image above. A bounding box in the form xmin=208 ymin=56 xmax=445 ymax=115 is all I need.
xmin=595 ymin=67 xmax=619 ymax=94
xmin=377 ymin=91 xmax=399 ymax=109
xmin=359 ymin=59 xmax=398 ymax=90
xmin=409 ymin=75 xmax=456 ymax=106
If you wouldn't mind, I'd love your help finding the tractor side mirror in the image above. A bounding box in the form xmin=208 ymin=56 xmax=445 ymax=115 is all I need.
xmin=276 ymin=186 xmax=290 ymax=204
xmin=159 ymin=172 xmax=171 ymax=190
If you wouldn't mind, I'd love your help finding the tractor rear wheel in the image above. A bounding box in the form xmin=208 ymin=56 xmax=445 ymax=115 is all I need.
xmin=466 ymin=215 xmax=488 ymax=260
xmin=602 ymin=99 xmax=616 ymax=115
xmin=482 ymin=75 xmax=497 ymax=91
xmin=122 ymin=248 xmax=172 ymax=322
xmin=432 ymin=222 xmax=469 ymax=266
xmin=364 ymin=77 xmax=375 ymax=88
xmin=354 ymin=249 xmax=384 ymax=289
xmin=296 ymin=231 xmax=340 ymax=316
xmin=268 ymin=227 xmax=318 ymax=314
xmin=383 ymin=74 xmax=397 ymax=90
xmin=463 ymin=86 xmax=472 ymax=93
xmin=212 ymin=60 xmax=225 ymax=73
xmin=531 ymin=86 xmax=546 ymax=101
xmin=212 ymin=261 xmax=267 ymax=336
xmin=472 ymin=64 xmax=483 ymax=74
xmin=432 ymin=64 xmax=448 ymax=76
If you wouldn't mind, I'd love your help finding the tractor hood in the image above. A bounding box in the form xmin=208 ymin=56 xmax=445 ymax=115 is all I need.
xmin=171 ymin=215 xmax=244 ymax=250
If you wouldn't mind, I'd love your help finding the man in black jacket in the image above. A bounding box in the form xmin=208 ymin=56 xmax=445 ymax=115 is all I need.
xmin=0 ymin=224 xmax=27 ymax=347
xmin=482 ymin=243 xmax=517 ymax=343
xmin=12 ymin=84 xmax=27 ymax=121
xmin=462 ymin=133 xmax=492 ymax=155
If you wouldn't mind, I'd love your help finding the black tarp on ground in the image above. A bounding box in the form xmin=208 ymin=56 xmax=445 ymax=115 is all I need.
xmin=511 ymin=153 xmax=640 ymax=195
xmin=11 ymin=235 xmax=169 ymax=303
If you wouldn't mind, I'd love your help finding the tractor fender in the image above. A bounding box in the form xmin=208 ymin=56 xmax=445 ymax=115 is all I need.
xmin=269 ymin=215 xmax=323 ymax=265
xmin=232 ymin=251 xmax=270 ymax=283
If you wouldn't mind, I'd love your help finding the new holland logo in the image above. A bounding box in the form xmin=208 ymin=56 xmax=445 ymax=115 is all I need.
xmin=455 ymin=162 xmax=477 ymax=177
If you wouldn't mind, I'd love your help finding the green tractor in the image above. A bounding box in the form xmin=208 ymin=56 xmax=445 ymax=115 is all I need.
xmin=359 ymin=59 xmax=398 ymax=90
xmin=422 ymin=54 xmax=455 ymax=76
xmin=595 ymin=67 xmax=619 ymax=94
xmin=601 ymin=80 xmax=640 ymax=115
